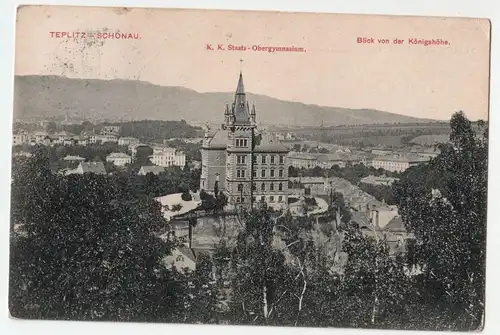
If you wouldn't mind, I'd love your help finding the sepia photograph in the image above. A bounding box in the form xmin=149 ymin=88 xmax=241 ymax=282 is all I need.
xmin=9 ymin=5 xmax=490 ymax=332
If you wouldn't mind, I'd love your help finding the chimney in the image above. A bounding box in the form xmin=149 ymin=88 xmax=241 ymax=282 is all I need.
xmin=375 ymin=210 xmax=380 ymax=228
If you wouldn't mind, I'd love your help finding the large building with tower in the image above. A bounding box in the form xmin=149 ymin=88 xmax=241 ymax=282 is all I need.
xmin=200 ymin=72 xmax=290 ymax=208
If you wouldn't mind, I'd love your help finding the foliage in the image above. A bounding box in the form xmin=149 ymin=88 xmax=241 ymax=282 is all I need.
xmin=9 ymin=147 xmax=186 ymax=322
xmin=181 ymin=191 xmax=192 ymax=201
xmin=171 ymin=204 xmax=183 ymax=212
xmin=393 ymin=111 xmax=487 ymax=330
xmin=9 ymin=113 xmax=487 ymax=331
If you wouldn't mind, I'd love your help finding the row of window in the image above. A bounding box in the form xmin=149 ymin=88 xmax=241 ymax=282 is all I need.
xmin=235 ymin=154 xmax=286 ymax=164
xmin=235 ymin=139 xmax=248 ymax=147
xmin=236 ymin=195 xmax=284 ymax=203
xmin=237 ymin=182 xmax=285 ymax=192
xmin=236 ymin=169 xmax=285 ymax=178
xmin=253 ymin=155 xmax=285 ymax=165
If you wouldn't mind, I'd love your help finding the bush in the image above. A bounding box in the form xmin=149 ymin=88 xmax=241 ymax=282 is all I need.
xmin=181 ymin=191 xmax=192 ymax=201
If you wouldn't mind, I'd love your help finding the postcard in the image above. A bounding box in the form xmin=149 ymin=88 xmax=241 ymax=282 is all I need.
xmin=10 ymin=5 xmax=490 ymax=332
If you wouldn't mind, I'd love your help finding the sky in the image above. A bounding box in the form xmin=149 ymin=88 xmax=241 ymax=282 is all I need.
xmin=14 ymin=5 xmax=491 ymax=121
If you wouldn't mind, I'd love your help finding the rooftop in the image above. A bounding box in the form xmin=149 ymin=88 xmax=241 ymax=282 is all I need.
xmin=63 ymin=155 xmax=86 ymax=161
xmin=372 ymin=155 xmax=430 ymax=163
xmin=107 ymin=152 xmax=131 ymax=159
xmin=80 ymin=161 xmax=107 ymax=174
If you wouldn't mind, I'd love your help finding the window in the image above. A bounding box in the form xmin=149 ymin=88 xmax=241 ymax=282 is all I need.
xmin=237 ymin=155 xmax=246 ymax=164
xmin=237 ymin=170 xmax=246 ymax=178
xmin=252 ymin=196 xmax=256 ymax=203
xmin=270 ymin=196 xmax=275 ymax=202
xmin=270 ymin=183 xmax=274 ymax=191
xmin=261 ymin=183 xmax=266 ymax=191
xmin=238 ymin=184 xmax=243 ymax=192
xmin=278 ymin=183 xmax=283 ymax=191
xmin=270 ymin=169 xmax=275 ymax=177
xmin=270 ymin=155 xmax=275 ymax=164
xmin=261 ymin=196 xmax=265 ymax=202
xmin=252 ymin=170 xmax=257 ymax=178
xmin=261 ymin=155 xmax=266 ymax=164
xmin=252 ymin=183 xmax=256 ymax=191
xmin=279 ymin=155 xmax=285 ymax=164
xmin=278 ymin=195 xmax=283 ymax=202
xmin=279 ymin=169 xmax=284 ymax=178
xmin=236 ymin=139 xmax=248 ymax=147
xmin=252 ymin=155 xmax=257 ymax=164
xmin=261 ymin=169 xmax=266 ymax=178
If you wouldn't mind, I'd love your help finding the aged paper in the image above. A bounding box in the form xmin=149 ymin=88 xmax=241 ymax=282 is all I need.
xmin=10 ymin=5 xmax=490 ymax=332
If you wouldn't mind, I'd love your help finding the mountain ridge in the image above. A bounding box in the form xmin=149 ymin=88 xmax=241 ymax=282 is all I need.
xmin=13 ymin=75 xmax=437 ymax=126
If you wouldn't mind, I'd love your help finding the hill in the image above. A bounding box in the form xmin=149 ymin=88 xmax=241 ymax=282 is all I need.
xmin=13 ymin=75 xmax=436 ymax=127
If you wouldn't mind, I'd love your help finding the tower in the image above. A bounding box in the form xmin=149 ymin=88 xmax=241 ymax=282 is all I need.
xmin=223 ymin=71 xmax=257 ymax=208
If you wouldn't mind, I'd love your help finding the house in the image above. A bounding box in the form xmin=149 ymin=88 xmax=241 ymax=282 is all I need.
xmin=289 ymin=176 xmax=331 ymax=196
xmin=138 ymin=165 xmax=167 ymax=175
xmin=200 ymin=72 xmax=290 ymax=209
xmin=369 ymin=155 xmax=430 ymax=173
xmin=162 ymin=246 xmax=197 ymax=273
xmin=75 ymin=136 xmax=89 ymax=146
xmin=150 ymin=147 xmax=186 ymax=167
xmin=82 ymin=131 xmax=98 ymax=144
xmin=66 ymin=161 xmax=107 ymax=175
xmin=106 ymin=152 xmax=132 ymax=166
xmin=287 ymin=152 xmax=318 ymax=169
xmin=118 ymin=137 xmax=139 ymax=146
xmin=100 ymin=125 xmax=120 ymax=136
xmin=12 ymin=132 xmax=29 ymax=146
xmin=98 ymin=135 xmax=118 ymax=143
xmin=34 ymin=131 xmax=49 ymax=143
xmin=350 ymin=206 xmax=413 ymax=255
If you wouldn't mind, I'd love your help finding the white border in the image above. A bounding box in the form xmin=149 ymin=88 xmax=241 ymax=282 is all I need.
xmin=1 ymin=1 xmax=499 ymax=335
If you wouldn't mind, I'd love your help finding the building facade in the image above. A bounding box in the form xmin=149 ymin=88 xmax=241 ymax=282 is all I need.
xmin=106 ymin=152 xmax=132 ymax=166
xmin=150 ymin=147 xmax=186 ymax=167
xmin=370 ymin=155 xmax=430 ymax=173
xmin=200 ymin=72 xmax=290 ymax=208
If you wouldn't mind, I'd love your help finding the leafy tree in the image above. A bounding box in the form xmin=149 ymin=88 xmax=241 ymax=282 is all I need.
xmin=340 ymin=224 xmax=411 ymax=328
xmin=181 ymin=191 xmax=192 ymax=201
xmin=9 ymin=147 xmax=186 ymax=322
xmin=182 ymin=254 xmax=220 ymax=324
xmin=393 ymin=111 xmax=487 ymax=330
xmin=227 ymin=204 xmax=293 ymax=325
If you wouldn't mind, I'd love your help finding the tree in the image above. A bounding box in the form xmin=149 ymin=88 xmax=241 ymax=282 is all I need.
xmin=9 ymin=147 xmax=186 ymax=322
xmin=181 ymin=191 xmax=192 ymax=201
xmin=171 ymin=203 xmax=183 ymax=212
xmin=227 ymin=204 xmax=293 ymax=325
xmin=182 ymin=254 xmax=220 ymax=324
xmin=393 ymin=111 xmax=487 ymax=330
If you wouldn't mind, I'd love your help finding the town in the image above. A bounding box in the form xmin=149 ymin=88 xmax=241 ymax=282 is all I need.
xmin=9 ymin=73 xmax=487 ymax=331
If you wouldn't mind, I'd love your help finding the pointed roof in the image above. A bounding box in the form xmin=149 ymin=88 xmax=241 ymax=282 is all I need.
xmin=231 ymin=73 xmax=251 ymax=124
xmin=207 ymin=129 xmax=229 ymax=149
